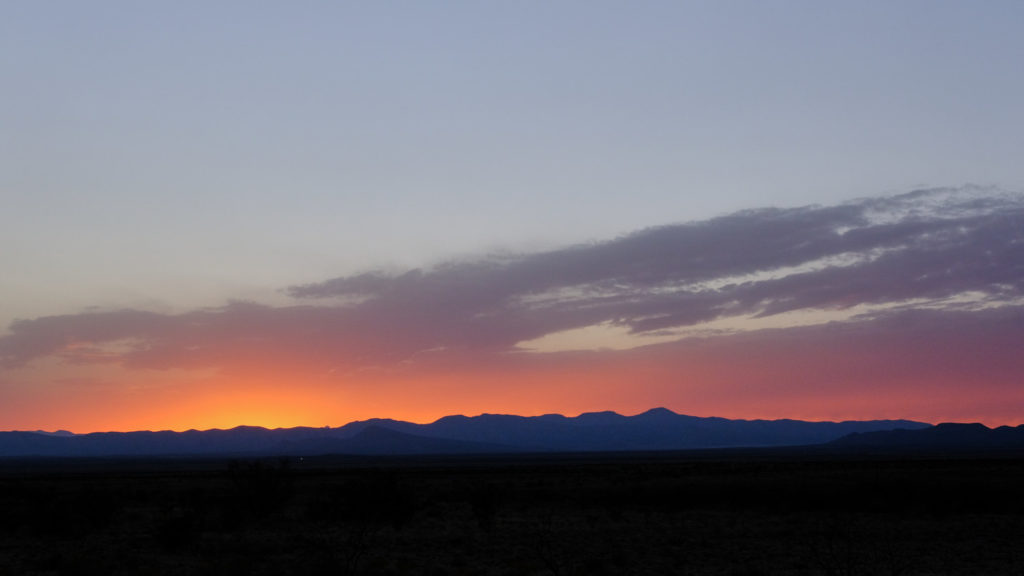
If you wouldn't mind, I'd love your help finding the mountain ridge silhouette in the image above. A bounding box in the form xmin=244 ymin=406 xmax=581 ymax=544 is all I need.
xmin=831 ymin=422 xmax=1024 ymax=451
xmin=0 ymin=408 xmax=935 ymax=458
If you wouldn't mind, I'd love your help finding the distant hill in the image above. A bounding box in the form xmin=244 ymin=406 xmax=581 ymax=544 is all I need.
xmin=831 ymin=422 xmax=1024 ymax=451
xmin=0 ymin=408 xmax=930 ymax=458
xmin=279 ymin=425 xmax=517 ymax=455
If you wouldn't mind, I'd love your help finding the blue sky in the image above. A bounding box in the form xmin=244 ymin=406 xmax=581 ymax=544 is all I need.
xmin=2 ymin=2 xmax=1024 ymax=430
xmin=4 ymin=2 xmax=1022 ymax=325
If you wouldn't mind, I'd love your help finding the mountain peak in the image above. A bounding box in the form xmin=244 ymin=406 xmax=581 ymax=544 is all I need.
xmin=934 ymin=422 xmax=989 ymax=431
xmin=578 ymin=410 xmax=620 ymax=417
xmin=637 ymin=407 xmax=679 ymax=418
xmin=31 ymin=430 xmax=75 ymax=437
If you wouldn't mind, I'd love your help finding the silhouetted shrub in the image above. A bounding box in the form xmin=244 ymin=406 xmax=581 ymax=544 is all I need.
xmin=307 ymin=471 xmax=418 ymax=530
xmin=155 ymin=504 xmax=203 ymax=552
xmin=222 ymin=458 xmax=294 ymax=526
xmin=467 ymin=483 xmax=499 ymax=532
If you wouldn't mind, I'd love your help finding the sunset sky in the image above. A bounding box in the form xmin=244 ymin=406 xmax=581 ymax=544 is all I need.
xmin=2 ymin=2 xmax=1023 ymax=432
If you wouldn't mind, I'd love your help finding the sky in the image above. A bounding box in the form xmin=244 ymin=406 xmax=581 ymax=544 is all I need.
xmin=2 ymin=2 xmax=1023 ymax=432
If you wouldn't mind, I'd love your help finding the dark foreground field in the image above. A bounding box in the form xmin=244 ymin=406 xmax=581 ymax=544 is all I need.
xmin=2 ymin=451 xmax=1023 ymax=575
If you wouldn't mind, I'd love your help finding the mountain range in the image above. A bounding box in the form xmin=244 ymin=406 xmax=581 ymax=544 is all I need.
xmin=0 ymin=408 xmax=934 ymax=458
xmin=830 ymin=422 xmax=1024 ymax=451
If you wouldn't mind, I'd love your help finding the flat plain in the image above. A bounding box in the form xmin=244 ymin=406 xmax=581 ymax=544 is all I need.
xmin=2 ymin=450 xmax=1023 ymax=575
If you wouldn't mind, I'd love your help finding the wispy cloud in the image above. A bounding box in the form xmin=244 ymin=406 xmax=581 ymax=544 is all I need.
xmin=2 ymin=187 xmax=1022 ymax=375
xmin=289 ymin=186 xmax=1024 ymax=341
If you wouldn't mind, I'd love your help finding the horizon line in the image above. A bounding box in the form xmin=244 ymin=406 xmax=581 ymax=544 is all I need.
xmin=4 ymin=407 xmax=950 ymax=435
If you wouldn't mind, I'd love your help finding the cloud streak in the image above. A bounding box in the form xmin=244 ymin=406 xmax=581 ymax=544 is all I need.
xmin=2 ymin=187 xmax=1023 ymax=376
xmin=290 ymin=186 xmax=1024 ymax=342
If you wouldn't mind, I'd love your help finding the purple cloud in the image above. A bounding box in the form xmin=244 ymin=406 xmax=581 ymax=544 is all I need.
xmin=2 ymin=187 xmax=1022 ymax=372
xmin=289 ymin=186 xmax=1024 ymax=336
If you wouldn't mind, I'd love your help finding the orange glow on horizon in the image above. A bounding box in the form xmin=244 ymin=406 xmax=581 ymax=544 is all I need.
xmin=5 ymin=320 xmax=1024 ymax=433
